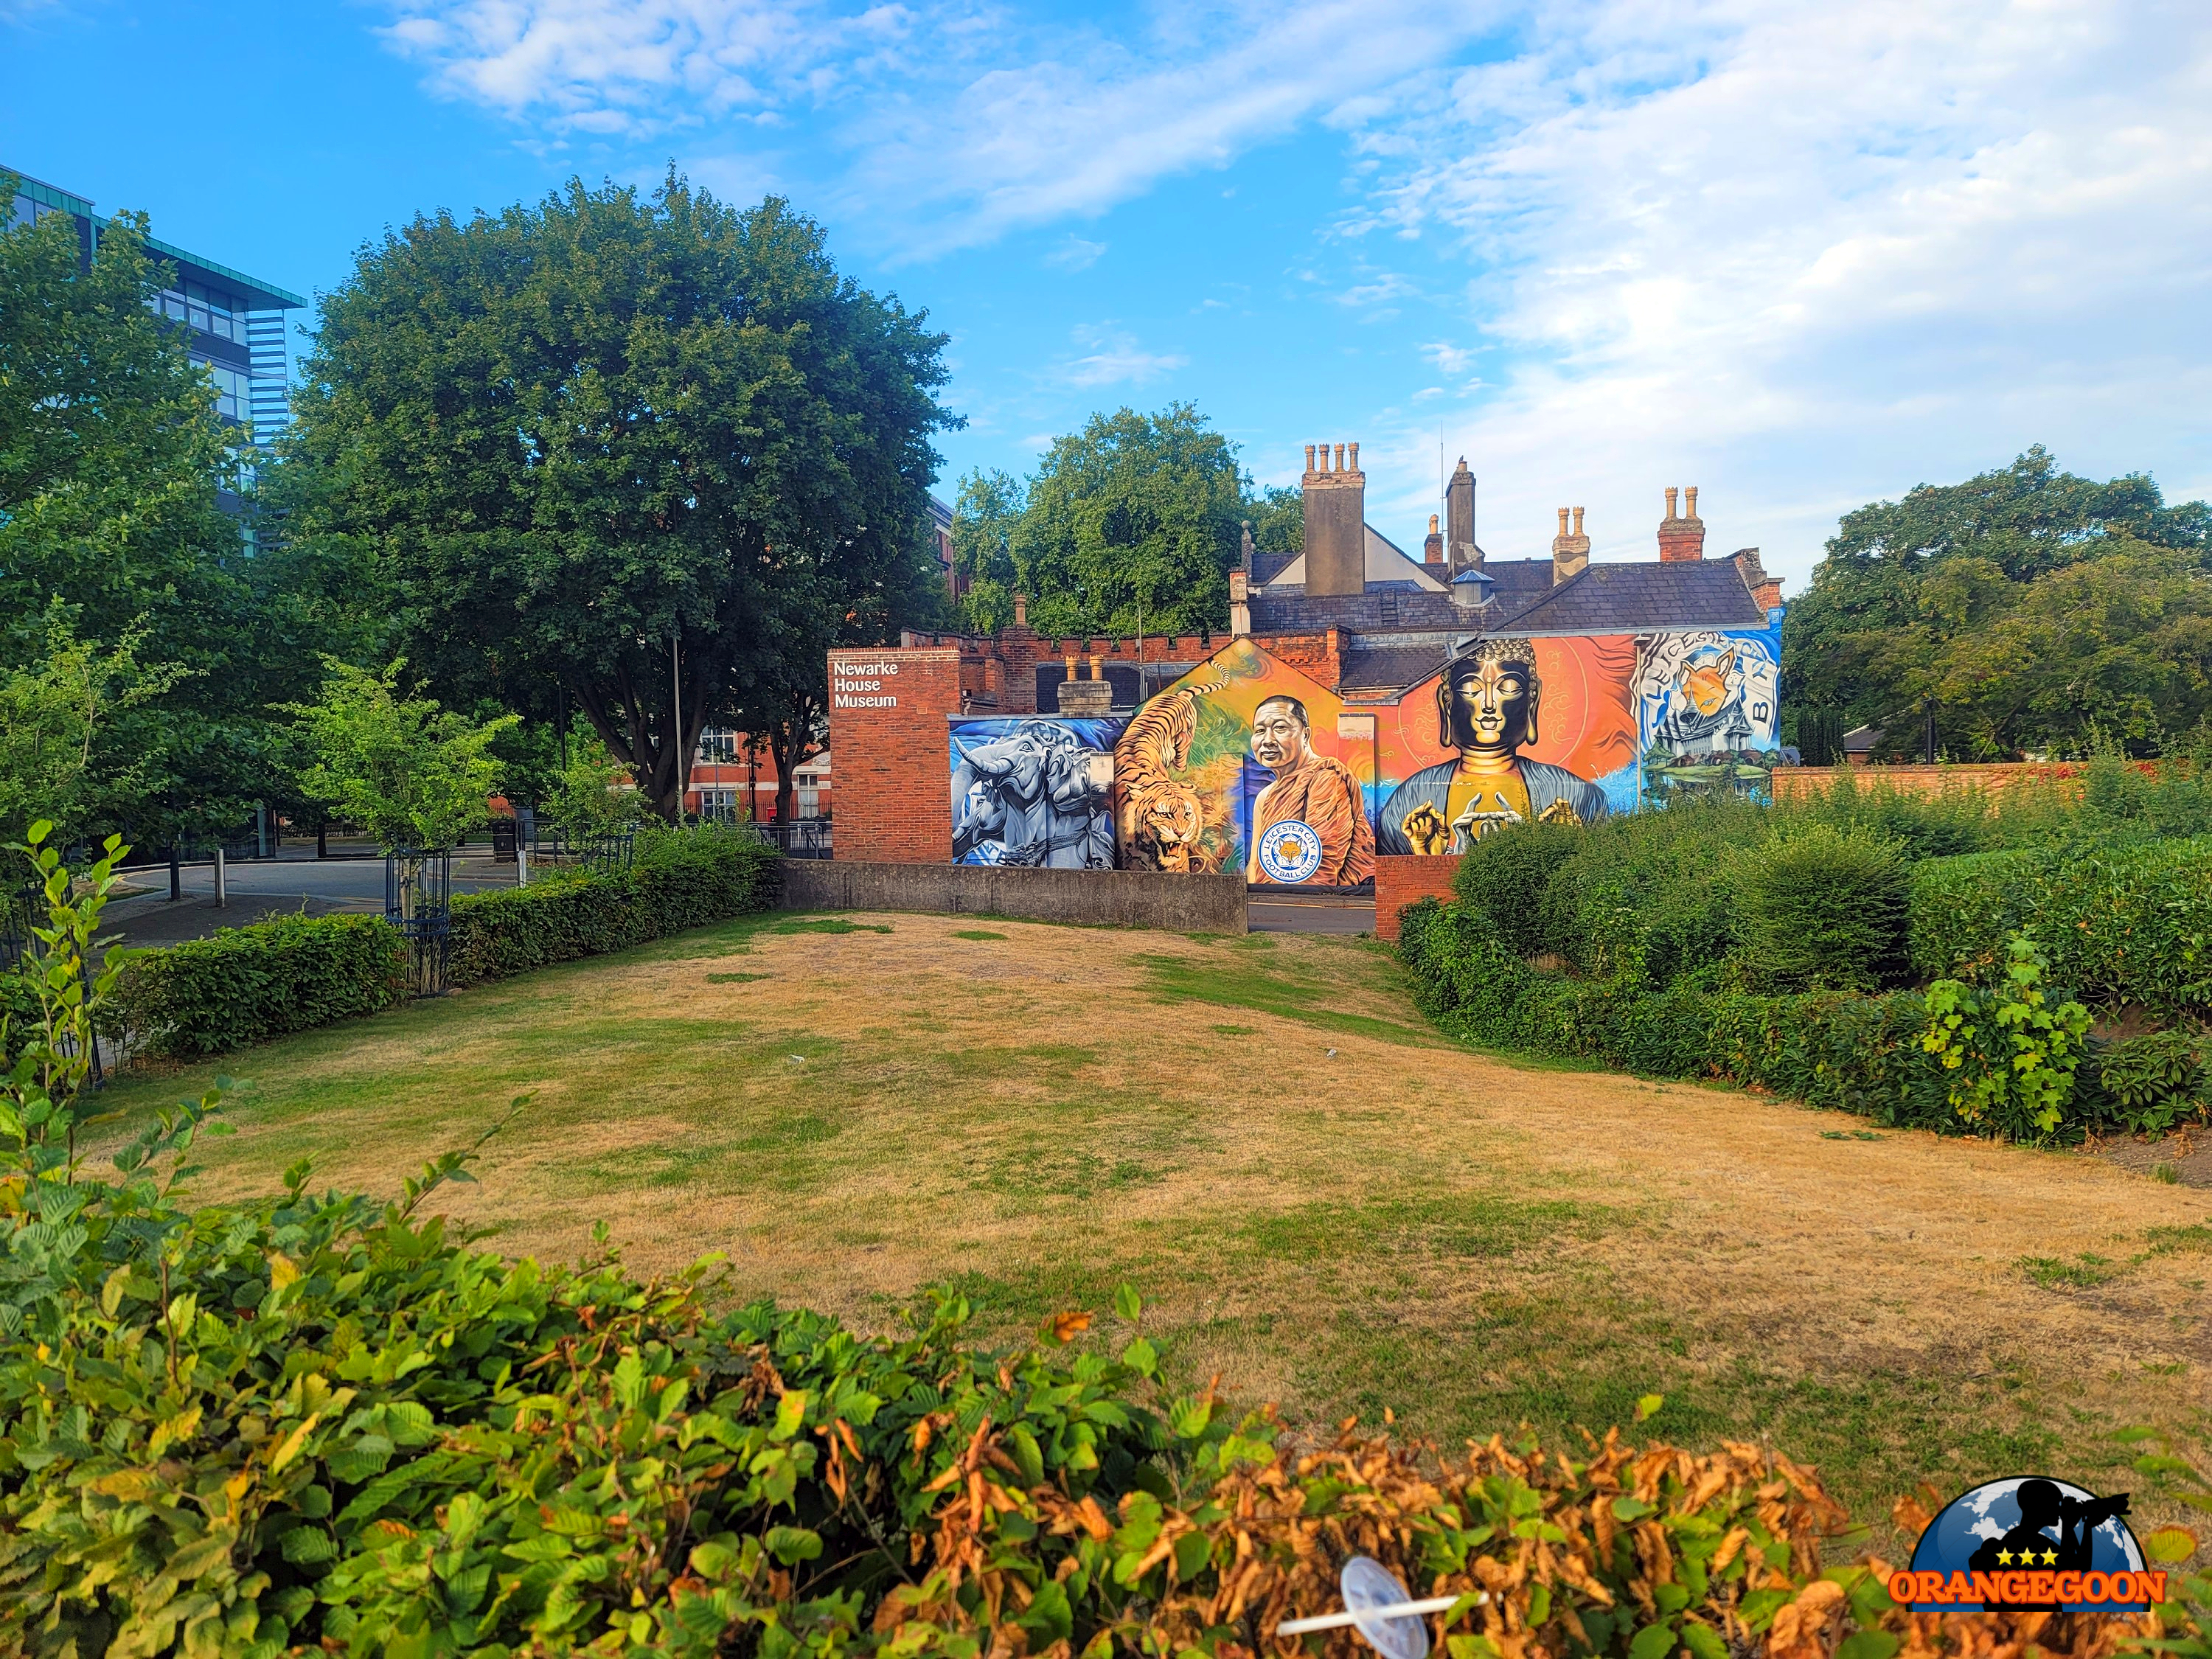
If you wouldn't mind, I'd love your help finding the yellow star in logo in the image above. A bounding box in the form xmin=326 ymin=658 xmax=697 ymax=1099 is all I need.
xmin=2041 ymin=1549 xmax=2059 ymax=1565
xmin=1996 ymin=1549 xmax=2014 ymax=1565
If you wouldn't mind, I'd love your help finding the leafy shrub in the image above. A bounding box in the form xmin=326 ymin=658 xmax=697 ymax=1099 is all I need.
xmin=1534 ymin=803 xmax=1752 ymax=986
xmin=1733 ymin=824 xmax=1908 ymax=991
xmin=1919 ymin=936 xmax=2093 ymax=1140
xmin=109 ymin=911 xmax=409 ymax=1058
xmin=1401 ymin=899 xmax=2068 ymax=1138
xmin=1449 ymin=819 xmax=1582 ymax=957
xmin=1908 ymin=835 xmax=2212 ymax=1016
xmin=446 ymin=821 xmax=779 ymax=987
xmin=2088 ymin=1027 xmax=2208 ymax=1133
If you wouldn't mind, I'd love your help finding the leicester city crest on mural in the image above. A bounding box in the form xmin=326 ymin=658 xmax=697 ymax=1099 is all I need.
xmin=1256 ymin=818 xmax=1326 ymax=884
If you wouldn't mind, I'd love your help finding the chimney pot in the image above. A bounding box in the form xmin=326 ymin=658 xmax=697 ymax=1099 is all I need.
xmin=1430 ymin=513 xmax=1439 ymax=532
xmin=1014 ymin=591 xmax=1028 ymax=627
xmin=1304 ymin=443 xmax=1316 ymax=474
xmin=1686 ymin=485 xmax=1700 ymax=518
xmin=1334 ymin=442 xmax=1346 ymax=472
xmin=1573 ymin=506 xmax=1584 ymax=535
xmin=1348 ymin=442 xmax=1359 ymax=472
xmin=1557 ymin=507 xmax=1569 ymax=535
xmin=1088 ymin=653 xmax=1102 ymax=681
xmin=1666 ymin=486 xmax=1679 ymax=519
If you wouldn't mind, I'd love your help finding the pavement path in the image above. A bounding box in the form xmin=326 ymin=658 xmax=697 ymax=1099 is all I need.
xmin=102 ymin=849 xmax=519 ymax=950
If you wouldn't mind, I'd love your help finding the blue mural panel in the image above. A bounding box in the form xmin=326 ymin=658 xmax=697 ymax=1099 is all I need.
xmin=950 ymin=717 xmax=1124 ymax=869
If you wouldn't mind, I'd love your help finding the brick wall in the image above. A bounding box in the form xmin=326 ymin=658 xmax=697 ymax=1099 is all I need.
xmin=1374 ymin=854 xmax=1463 ymax=941
xmin=827 ymin=647 xmax=960 ymax=863
xmin=1770 ymin=762 xmax=2135 ymax=803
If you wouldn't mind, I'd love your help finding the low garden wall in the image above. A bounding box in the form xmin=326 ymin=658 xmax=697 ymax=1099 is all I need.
xmin=780 ymin=860 xmax=1248 ymax=933
xmin=1770 ymin=761 xmax=2133 ymax=801
xmin=1374 ymin=854 xmax=1463 ymax=942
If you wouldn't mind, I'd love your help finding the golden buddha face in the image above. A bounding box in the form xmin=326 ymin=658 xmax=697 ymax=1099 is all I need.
xmin=1447 ymin=655 xmax=1539 ymax=755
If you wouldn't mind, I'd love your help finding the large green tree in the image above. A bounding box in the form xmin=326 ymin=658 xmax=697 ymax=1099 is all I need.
xmin=0 ymin=176 xmax=360 ymax=849
xmin=1783 ymin=448 xmax=2212 ymax=758
xmin=288 ymin=175 xmax=953 ymax=821
xmin=950 ymin=403 xmax=1244 ymax=639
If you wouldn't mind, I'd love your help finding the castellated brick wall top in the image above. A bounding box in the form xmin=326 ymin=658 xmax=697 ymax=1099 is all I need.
xmin=827 ymin=647 xmax=961 ymax=864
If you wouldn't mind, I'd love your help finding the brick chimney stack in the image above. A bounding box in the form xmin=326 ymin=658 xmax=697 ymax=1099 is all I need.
xmin=1424 ymin=513 xmax=1444 ymax=566
xmin=1551 ymin=505 xmax=1591 ymax=584
xmin=1301 ymin=439 xmax=1367 ymax=597
xmin=1658 ymin=485 xmax=1705 ymax=562
xmin=1732 ymin=546 xmax=1784 ymax=613
xmin=1445 ymin=456 xmax=1478 ymax=574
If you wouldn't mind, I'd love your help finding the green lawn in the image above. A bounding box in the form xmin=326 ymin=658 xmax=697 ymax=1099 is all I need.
xmin=101 ymin=908 xmax=2212 ymax=1537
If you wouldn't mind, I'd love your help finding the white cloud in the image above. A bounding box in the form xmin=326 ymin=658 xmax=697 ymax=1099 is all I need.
xmin=376 ymin=0 xmax=1512 ymax=251
xmin=1044 ymin=234 xmax=1106 ymax=272
xmin=1349 ymin=0 xmax=2212 ymax=582
xmin=1057 ymin=324 xmax=1188 ymax=389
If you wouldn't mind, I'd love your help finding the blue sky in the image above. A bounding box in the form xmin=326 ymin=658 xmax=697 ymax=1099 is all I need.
xmin=5 ymin=0 xmax=2208 ymax=589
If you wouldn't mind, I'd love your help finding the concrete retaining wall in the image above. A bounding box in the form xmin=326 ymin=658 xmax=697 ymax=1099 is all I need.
xmin=779 ymin=860 xmax=1247 ymax=934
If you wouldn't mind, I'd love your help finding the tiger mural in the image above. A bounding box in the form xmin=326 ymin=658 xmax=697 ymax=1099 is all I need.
xmin=1112 ymin=690 xmax=1217 ymax=873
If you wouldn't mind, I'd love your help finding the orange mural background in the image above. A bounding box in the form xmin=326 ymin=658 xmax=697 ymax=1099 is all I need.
xmin=1374 ymin=634 xmax=1642 ymax=792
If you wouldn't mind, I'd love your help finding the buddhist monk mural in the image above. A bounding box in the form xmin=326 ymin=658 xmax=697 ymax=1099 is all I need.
xmin=1377 ymin=637 xmax=1610 ymax=855
xmin=1244 ymin=695 xmax=1374 ymax=886
xmin=1112 ymin=639 xmax=1372 ymax=884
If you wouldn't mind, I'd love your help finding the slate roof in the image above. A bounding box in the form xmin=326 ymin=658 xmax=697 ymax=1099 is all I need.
xmin=1253 ymin=555 xmax=1772 ymax=695
xmin=1492 ymin=559 xmax=1768 ymax=636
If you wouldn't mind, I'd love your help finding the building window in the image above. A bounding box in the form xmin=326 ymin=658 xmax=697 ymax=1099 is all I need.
xmin=697 ymin=787 xmax=740 ymax=822
xmin=190 ymin=354 xmax=252 ymax=423
xmin=150 ymin=279 xmax=248 ymax=344
xmin=697 ymin=726 xmax=740 ymax=764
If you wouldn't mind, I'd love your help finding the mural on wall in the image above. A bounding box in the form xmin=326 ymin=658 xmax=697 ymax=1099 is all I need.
xmin=1635 ymin=618 xmax=1785 ymax=801
xmin=950 ymin=717 xmax=1123 ymax=869
xmin=966 ymin=614 xmax=1794 ymax=873
xmin=1374 ymin=636 xmax=1621 ymax=854
xmin=1112 ymin=639 xmax=1374 ymax=886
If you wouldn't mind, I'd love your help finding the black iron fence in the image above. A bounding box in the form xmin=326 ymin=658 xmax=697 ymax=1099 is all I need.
xmin=744 ymin=820 xmax=831 ymax=859
xmin=385 ymin=848 xmax=453 ymax=997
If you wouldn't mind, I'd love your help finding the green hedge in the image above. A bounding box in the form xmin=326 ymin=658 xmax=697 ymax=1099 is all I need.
xmin=1908 ymin=834 xmax=2212 ymax=1016
xmin=447 ymin=825 xmax=780 ymax=987
xmin=114 ymin=827 xmax=782 ymax=1057
xmin=1400 ymin=897 xmax=1958 ymax=1131
xmin=110 ymin=913 xmax=410 ymax=1059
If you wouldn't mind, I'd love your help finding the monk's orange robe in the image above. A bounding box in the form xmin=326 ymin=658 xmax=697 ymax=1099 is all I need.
xmin=1246 ymin=754 xmax=1376 ymax=885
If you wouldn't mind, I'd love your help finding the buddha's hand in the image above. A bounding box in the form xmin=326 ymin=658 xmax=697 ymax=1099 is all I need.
xmin=1401 ymin=802 xmax=1453 ymax=857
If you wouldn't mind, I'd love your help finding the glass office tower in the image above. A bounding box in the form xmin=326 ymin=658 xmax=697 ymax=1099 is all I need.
xmin=5 ymin=168 xmax=305 ymax=516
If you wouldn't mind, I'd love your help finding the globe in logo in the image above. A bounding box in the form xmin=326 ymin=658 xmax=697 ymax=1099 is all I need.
xmin=1257 ymin=818 xmax=1325 ymax=883
xmin=1896 ymin=1476 xmax=2156 ymax=1613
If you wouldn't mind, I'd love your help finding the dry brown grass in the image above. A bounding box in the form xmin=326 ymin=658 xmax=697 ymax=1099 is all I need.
xmin=99 ymin=909 xmax=2211 ymax=1525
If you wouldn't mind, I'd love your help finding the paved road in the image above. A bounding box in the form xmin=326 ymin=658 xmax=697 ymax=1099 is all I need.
xmin=1248 ymin=894 xmax=1376 ymax=935
xmin=102 ymin=851 xmax=519 ymax=950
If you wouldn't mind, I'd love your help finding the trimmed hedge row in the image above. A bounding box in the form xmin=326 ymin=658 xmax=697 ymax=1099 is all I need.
xmin=1907 ymin=833 xmax=2212 ymax=1017
xmin=447 ymin=826 xmax=780 ymax=987
xmin=114 ymin=827 xmax=782 ymax=1057
xmin=108 ymin=913 xmax=410 ymax=1060
xmin=1400 ymin=897 xmax=1958 ymax=1130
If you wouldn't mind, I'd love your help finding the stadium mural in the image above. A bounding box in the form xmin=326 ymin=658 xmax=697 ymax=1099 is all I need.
xmin=947 ymin=613 xmax=1785 ymax=879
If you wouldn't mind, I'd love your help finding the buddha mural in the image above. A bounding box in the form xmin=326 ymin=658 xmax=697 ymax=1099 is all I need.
xmin=1377 ymin=638 xmax=1610 ymax=854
